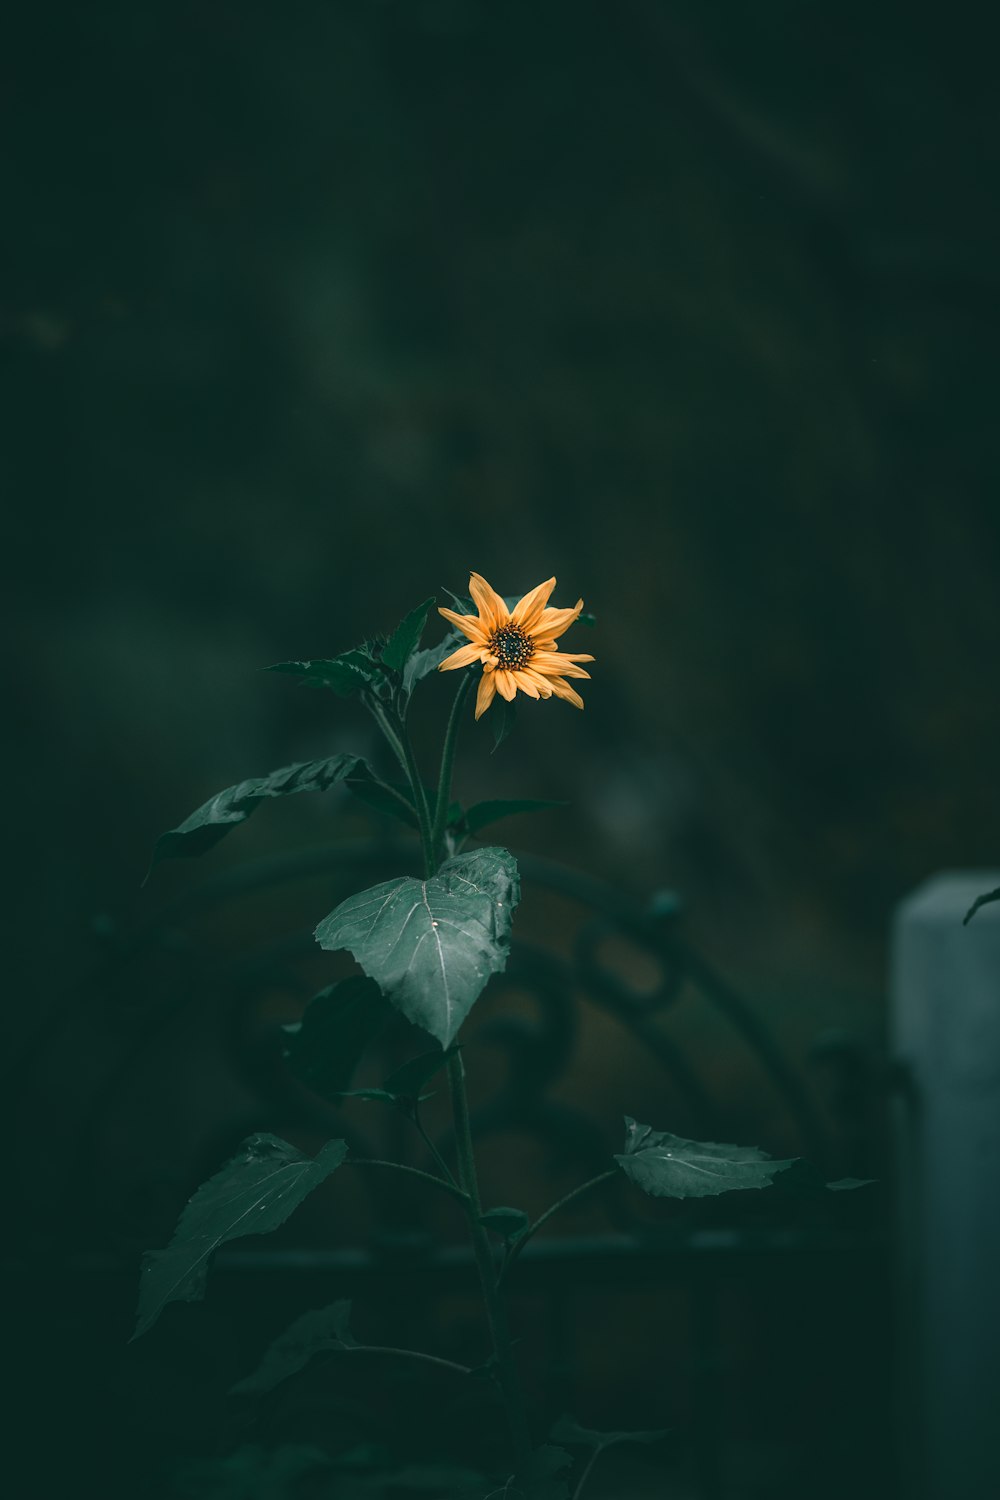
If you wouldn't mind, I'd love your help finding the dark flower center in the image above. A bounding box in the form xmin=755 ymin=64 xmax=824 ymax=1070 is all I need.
xmin=490 ymin=625 xmax=534 ymax=670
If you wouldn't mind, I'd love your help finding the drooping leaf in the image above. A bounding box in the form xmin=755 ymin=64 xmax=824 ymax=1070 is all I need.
xmin=283 ymin=977 xmax=392 ymax=1101
xmin=381 ymin=597 xmax=436 ymax=672
xmin=132 ymin=1134 xmax=347 ymax=1340
xmin=615 ymin=1118 xmax=803 ymax=1199
xmin=963 ymin=885 xmax=1000 ymax=924
xmin=491 ymin=698 xmax=517 ymax=753
xmin=149 ymin=754 xmax=361 ymax=868
xmin=382 ymin=1044 xmax=460 ymax=1099
xmin=460 ymin=798 xmax=566 ymax=835
xmin=230 ymin=1300 xmax=356 ymax=1396
xmin=550 ymin=1415 xmax=668 ymax=1450
xmin=479 ymin=1206 xmax=530 ymax=1241
xmin=266 ymin=650 xmax=384 ymax=697
xmin=314 ymin=847 xmax=520 ymax=1047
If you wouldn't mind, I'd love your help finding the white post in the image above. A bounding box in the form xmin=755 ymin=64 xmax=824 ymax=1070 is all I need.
xmin=891 ymin=872 xmax=1000 ymax=1500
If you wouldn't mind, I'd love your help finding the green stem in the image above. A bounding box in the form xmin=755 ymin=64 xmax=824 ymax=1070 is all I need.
xmin=447 ymin=1051 xmax=532 ymax=1470
xmin=571 ymin=1444 xmax=606 ymax=1500
xmin=347 ymin=1157 xmax=470 ymax=1206
xmin=498 ymin=1169 xmax=619 ymax=1285
xmin=431 ymin=671 xmax=473 ymax=862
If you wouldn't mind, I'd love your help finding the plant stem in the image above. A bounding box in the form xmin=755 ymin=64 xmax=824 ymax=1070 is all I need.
xmin=431 ymin=671 xmax=473 ymax=862
xmin=395 ymin=715 xmax=435 ymax=877
xmin=447 ymin=1051 xmax=532 ymax=1471
xmin=498 ymin=1169 xmax=619 ymax=1285
xmin=571 ymin=1444 xmax=606 ymax=1500
xmin=347 ymin=1157 xmax=470 ymax=1206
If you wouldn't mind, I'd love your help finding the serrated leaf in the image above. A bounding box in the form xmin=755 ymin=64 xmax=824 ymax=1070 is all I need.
xmin=964 ymin=885 xmax=1000 ymax=924
xmin=615 ymin=1118 xmax=803 ymax=1199
xmin=491 ymin=698 xmax=517 ymax=753
xmin=149 ymin=754 xmax=361 ymax=868
xmin=132 ymin=1134 xmax=347 ymax=1340
xmin=461 ymin=798 xmax=566 ymax=835
xmin=382 ymin=1044 xmax=460 ymax=1099
xmin=283 ymin=977 xmax=392 ymax=1101
xmin=479 ymin=1206 xmax=530 ymax=1241
xmin=266 ymin=651 xmax=383 ymax=696
xmin=382 ymin=597 xmax=436 ymax=672
xmin=314 ymin=848 xmax=520 ymax=1047
xmin=230 ymin=1300 xmax=356 ymax=1396
xmin=550 ymin=1415 xmax=668 ymax=1450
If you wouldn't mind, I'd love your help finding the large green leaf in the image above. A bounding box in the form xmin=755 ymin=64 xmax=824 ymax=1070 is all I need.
xmin=460 ymin=798 xmax=566 ymax=835
xmin=230 ymin=1300 xmax=356 ymax=1396
xmin=381 ymin=596 xmax=436 ymax=672
xmin=283 ymin=977 xmax=392 ymax=1101
xmin=615 ymin=1118 xmax=803 ymax=1199
xmin=964 ymin=884 xmax=1000 ymax=924
xmin=132 ymin=1134 xmax=347 ymax=1340
xmin=149 ymin=754 xmax=360 ymax=868
xmin=314 ymin=847 xmax=520 ymax=1047
xmin=266 ymin=650 xmax=384 ymax=696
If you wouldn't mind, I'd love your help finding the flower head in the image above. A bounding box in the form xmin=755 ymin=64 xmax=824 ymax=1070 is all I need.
xmin=438 ymin=573 xmax=595 ymax=720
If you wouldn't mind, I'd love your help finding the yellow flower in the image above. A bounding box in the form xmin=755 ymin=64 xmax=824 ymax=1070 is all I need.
xmin=437 ymin=572 xmax=595 ymax=720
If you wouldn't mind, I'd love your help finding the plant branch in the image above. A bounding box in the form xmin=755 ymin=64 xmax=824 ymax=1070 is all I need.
xmin=498 ymin=1169 xmax=619 ymax=1284
xmin=346 ymin=1157 xmax=469 ymax=1206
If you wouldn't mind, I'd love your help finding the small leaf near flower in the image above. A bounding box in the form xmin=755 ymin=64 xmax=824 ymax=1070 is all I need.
xmin=381 ymin=596 xmax=436 ymax=672
xmin=437 ymin=571 xmax=595 ymax=719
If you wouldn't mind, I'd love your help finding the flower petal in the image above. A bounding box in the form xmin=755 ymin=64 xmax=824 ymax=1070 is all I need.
xmin=475 ymin=670 xmax=498 ymax=720
xmin=438 ymin=642 xmax=486 ymax=672
xmin=535 ymin=599 xmax=584 ymax=641
xmin=521 ymin=668 xmax=554 ymax=697
xmin=532 ymin=651 xmax=591 ymax=679
xmin=511 ymin=671 xmax=540 ymax=699
xmin=438 ymin=606 xmax=489 ymax=643
xmin=494 ymin=669 xmax=517 ymax=702
xmin=511 ymin=576 xmax=557 ymax=631
xmin=546 ymin=676 xmax=585 ymax=709
xmin=469 ymin=572 xmax=509 ymax=630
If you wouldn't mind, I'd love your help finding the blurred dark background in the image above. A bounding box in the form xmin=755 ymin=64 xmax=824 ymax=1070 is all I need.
xmin=2 ymin=2 xmax=998 ymax=1496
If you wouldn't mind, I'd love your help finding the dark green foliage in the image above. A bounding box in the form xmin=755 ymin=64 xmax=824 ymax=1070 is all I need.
xmin=132 ymin=1134 xmax=347 ymax=1340
xmin=266 ymin=652 xmax=384 ymax=696
xmin=230 ymin=1300 xmax=356 ymax=1396
xmin=381 ymin=597 xmax=436 ymax=672
xmin=382 ymin=1044 xmax=461 ymax=1100
xmin=314 ymin=848 xmax=520 ymax=1046
xmin=479 ymin=1207 xmax=530 ymax=1242
xmin=964 ymin=885 xmax=1000 ymax=924
xmin=403 ymin=629 xmax=464 ymax=697
xmin=615 ymin=1117 xmax=803 ymax=1199
xmin=491 ymin=699 xmax=518 ymax=753
xmin=344 ymin=761 xmax=420 ymax=828
xmin=149 ymin=754 xmax=360 ymax=867
xmin=283 ymin=977 xmax=392 ymax=1101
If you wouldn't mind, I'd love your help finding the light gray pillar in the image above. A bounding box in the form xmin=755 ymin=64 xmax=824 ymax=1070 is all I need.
xmin=891 ymin=872 xmax=1000 ymax=1500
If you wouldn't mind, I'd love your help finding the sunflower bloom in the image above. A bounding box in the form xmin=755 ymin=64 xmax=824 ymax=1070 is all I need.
xmin=437 ymin=572 xmax=595 ymax=720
